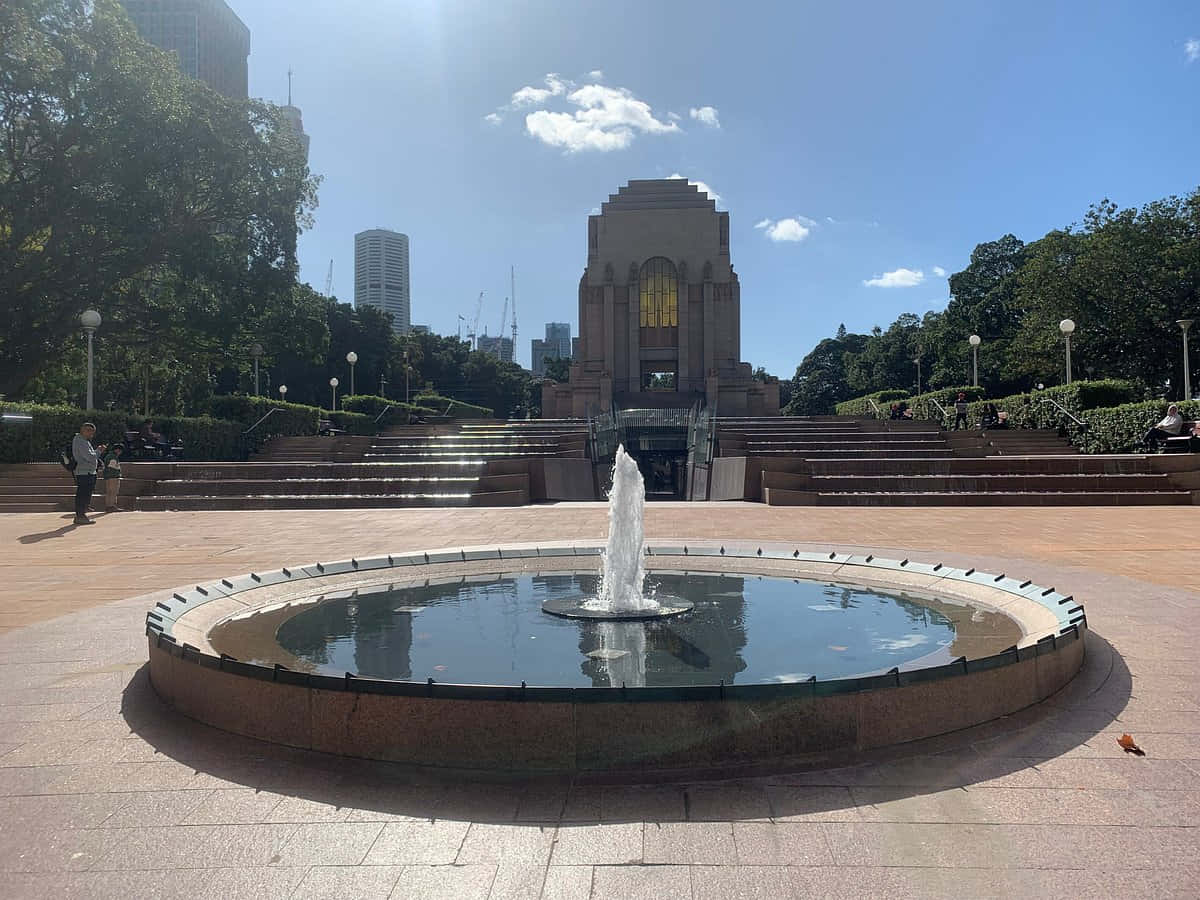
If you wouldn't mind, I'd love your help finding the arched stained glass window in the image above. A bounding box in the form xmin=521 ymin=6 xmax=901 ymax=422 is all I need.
xmin=639 ymin=258 xmax=678 ymax=328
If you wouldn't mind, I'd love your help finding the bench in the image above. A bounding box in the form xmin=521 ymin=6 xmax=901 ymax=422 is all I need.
xmin=1164 ymin=421 xmax=1200 ymax=453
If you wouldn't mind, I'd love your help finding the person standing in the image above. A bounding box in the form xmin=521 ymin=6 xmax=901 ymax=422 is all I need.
xmin=100 ymin=443 xmax=124 ymax=512
xmin=71 ymin=423 xmax=105 ymax=525
xmin=953 ymin=392 xmax=970 ymax=430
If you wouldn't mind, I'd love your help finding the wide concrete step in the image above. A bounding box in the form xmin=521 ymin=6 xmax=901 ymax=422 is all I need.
xmin=739 ymin=449 xmax=958 ymax=459
xmin=764 ymin=488 xmax=1193 ymax=506
xmin=765 ymin=472 xmax=1178 ymax=493
xmin=147 ymin=474 xmax=527 ymax=496
xmin=133 ymin=489 xmax=529 ymax=510
xmin=0 ymin=500 xmax=68 ymax=513
xmin=742 ymin=440 xmax=951 ymax=451
xmin=801 ymin=456 xmax=1166 ymax=476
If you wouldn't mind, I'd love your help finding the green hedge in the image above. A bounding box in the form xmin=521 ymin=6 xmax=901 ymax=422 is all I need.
xmin=1073 ymin=399 xmax=1200 ymax=453
xmin=204 ymin=395 xmax=320 ymax=438
xmin=341 ymin=395 xmax=440 ymax=425
xmin=0 ymin=403 xmax=245 ymax=463
xmin=957 ymin=379 xmax=1140 ymax=434
xmin=902 ymin=386 xmax=987 ymax=422
xmin=834 ymin=389 xmax=910 ymax=417
xmin=321 ymin=410 xmax=375 ymax=435
xmin=412 ymin=394 xmax=494 ymax=418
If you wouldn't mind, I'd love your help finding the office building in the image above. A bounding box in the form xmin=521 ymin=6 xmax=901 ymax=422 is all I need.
xmin=411 ymin=325 xmax=431 ymax=335
xmin=545 ymin=322 xmax=572 ymax=360
xmin=354 ymin=229 xmax=411 ymax=334
xmin=120 ymin=0 xmax=250 ymax=99
xmin=477 ymin=335 xmax=514 ymax=363
xmin=532 ymin=323 xmax=574 ymax=376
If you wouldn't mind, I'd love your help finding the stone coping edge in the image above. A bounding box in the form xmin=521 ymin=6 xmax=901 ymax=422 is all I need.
xmin=144 ymin=542 xmax=1087 ymax=705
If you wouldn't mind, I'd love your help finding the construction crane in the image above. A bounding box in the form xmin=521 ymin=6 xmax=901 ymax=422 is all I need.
xmin=498 ymin=296 xmax=509 ymax=353
xmin=510 ymin=266 xmax=518 ymax=362
xmin=466 ymin=292 xmax=484 ymax=350
xmin=457 ymin=314 xmax=466 ymax=342
xmin=324 ymin=259 xmax=334 ymax=297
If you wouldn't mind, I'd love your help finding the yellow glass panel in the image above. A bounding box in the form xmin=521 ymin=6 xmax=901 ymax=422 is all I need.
xmin=639 ymin=258 xmax=677 ymax=330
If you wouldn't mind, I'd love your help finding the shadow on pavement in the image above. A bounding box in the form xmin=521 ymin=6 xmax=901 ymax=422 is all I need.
xmin=118 ymin=630 xmax=1131 ymax=825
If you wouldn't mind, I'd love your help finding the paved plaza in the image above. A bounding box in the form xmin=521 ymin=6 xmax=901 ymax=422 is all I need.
xmin=0 ymin=504 xmax=1197 ymax=898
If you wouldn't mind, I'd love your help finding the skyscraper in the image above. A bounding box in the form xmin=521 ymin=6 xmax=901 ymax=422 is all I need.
xmin=354 ymin=230 xmax=411 ymax=334
xmin=545 ymin=322 xmax=572 ymax=360
xmin=477 ymin=335 xmax=514 ymax=363
xmin=281 ymin=71 xmax=309 ymax=161
xmin=120 ymin=1 xmax=250 ymax=99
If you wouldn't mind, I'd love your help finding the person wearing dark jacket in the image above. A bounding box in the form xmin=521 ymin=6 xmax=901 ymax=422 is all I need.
xmin=952 ymin=392 xmax=969 ymax=430
xmin=71 ymin=423 xmax=106 ymax=525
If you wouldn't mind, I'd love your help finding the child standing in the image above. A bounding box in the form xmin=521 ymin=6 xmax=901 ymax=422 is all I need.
xmin=101 ymin=443 xmax=124 ymax=512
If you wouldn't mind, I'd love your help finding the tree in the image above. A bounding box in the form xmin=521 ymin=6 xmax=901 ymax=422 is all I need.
xmin=542 ymin=356 xmax=571 ymax=382
xmin=0 ymin=0 xmax=319 ymax=399
xmin=783 ymin=329 xmax=868 ymax=415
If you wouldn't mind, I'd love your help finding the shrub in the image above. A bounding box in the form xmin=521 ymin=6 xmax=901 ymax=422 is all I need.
xmin=959 ymin=379 xmax=1140 ymax=435
xmin=834 ymin=390 xmax=911 ymax=417
xmin=341 ymin=395 xmax=440 ymax=426
xmin=414 ymin=395 xmax=494 ymax=418
xmin=0 ymin=402 xmax=246 ymax=462
xmin=1074 ymin=399 xmax=1200 ymax=453
xmin=903 ymin=386 xmax=987 ymax=422
xmin=204 ymin=395 xmax=320 ymax=439
xmin=321 ymin=410 xmax=375 ymax=435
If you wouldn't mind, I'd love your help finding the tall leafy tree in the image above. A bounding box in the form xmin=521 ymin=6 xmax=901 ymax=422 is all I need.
xmin=0 ymin=0 xmax=319 ymax=398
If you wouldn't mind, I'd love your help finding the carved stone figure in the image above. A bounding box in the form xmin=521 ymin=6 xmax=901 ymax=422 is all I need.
xmin=604 ymin=261 xmax=614 ymax=283
xmin=702 ymin=260 xmax=713 ymax=282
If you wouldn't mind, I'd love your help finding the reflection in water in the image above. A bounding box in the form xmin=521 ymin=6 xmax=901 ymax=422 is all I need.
xmin=208 ymin=571 xmax=1022 ymax=689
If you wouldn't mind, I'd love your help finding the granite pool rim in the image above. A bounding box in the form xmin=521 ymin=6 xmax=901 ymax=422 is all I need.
xmin=145 ymin=540 xmax=1085 ymax=704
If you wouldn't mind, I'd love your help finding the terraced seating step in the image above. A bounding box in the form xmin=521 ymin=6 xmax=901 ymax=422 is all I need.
xmin=763 ymin=488 xmax=1192 ymax=506
xmin=133 ymin=490 xmax=529 ymax=510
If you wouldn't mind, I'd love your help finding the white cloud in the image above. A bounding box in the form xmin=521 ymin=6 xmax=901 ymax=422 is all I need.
xmin=755 ymin=217 xmax=811 ymax=242
xmin=483 ymin=112 xmax=502 ymax=125
xmin=524 ymin=84 xmax=680 ymax=153
xmin=689 ymin=105 xmax=721 ymax=128
xmin=825 ymin=216 xmax=838 ymax=224
xmin=667 ymin=111 xmax=681 ymax=121
xmin=587 ymin=69 xmax=604 ymax=80
xmin=668 ymin=173 xmax=720 ymax=206
xmin=932 ymin=265 xmax=947 ymax=277
xmin=863 ymin=267 xmax=925 ymax=288
xmin=1187 ymin=39 xmax=1200 ymax=63
xmin=510 ymin=73 xmax=568 ymax=108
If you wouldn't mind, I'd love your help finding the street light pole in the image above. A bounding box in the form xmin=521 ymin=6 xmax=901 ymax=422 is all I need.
xmin=1059 ymin=319 xmax=1075 ymax=385
xmin=1179 ymin=320 xmax=1194 ymax=402
xmin=80 ymin=310 xmax=101 ymax=410
xmin=251 ymin=343 xmax=263 ymax=396
xmin=404 ymin=350 xmax=410 ymax=404
xmin=346 ymin=351 xmax=358 ymax=396
xmin=329 ymin=377 xmax=339 ymax=411
xmin=968 ymin=334 xmax=981 ymax=388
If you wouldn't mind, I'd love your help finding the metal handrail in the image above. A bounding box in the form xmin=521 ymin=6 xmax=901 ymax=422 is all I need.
xmin=929 ymin=397 xmax=949 ymax=419
xmin=242 ymin=407 xmax=284 ymax=436
xmin=374 ymin=404 xmax=398 ymax=425
xmin=867 ymin=398 xmax=883 ymax=419
xmin=1039 ymin=398 xmax=1087 ymax=427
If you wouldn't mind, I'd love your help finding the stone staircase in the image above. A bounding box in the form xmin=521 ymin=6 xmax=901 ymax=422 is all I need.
xmin=718 ymin=417 xmax=1199 ymax=506
xmin=0 ymin=420 xmax=591 ymax=512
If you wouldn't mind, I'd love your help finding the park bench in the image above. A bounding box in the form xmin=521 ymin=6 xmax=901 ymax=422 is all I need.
xmin=1164 ymin=421 xmax=1200 ymax=453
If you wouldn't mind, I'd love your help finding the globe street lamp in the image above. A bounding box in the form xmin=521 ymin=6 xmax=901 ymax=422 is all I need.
xmin=345 ymin=351 xmax=358 ymax=396
xmin=329 ymin=376 xmax=339 ymax=411
xmin=80 ymin=310 xmax=102 ymax=410
xmin=1059 ymin=319 xmax=1076 ymax=385
xmin=1178 ymin=320 xmax=1194 ymax=402
xmin=250 ymin=343 xmax=264 ymax=396
xmin=278 ymin=384 xmax=288 ymax=402
xmin=968 ymin=334 xmax=981 ymax=388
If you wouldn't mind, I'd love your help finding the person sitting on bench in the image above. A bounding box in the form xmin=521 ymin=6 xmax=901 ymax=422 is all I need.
xmin=1143 ymin=404 xmax=1184 ymax=450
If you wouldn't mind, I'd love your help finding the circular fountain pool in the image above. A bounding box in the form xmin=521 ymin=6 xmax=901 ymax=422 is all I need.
xmin=145 ymin=543 xmax=1086 ymax=775
xmin=208 ymin=571 xmax=1022 ymax=688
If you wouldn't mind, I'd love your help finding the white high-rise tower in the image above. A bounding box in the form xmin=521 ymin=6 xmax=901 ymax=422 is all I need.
xmin=354 ymin=229 xmax=410 ymax=334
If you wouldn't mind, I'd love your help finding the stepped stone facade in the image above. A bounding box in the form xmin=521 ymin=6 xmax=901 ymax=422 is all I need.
xmin=542 ymin=179 xmax=779 ymax=417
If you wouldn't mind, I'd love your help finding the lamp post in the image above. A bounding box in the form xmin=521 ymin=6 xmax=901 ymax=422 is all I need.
xmin=345 ymin=351 xmax=358 ymax=396
xmin=1179 ymin=320 xmax=1194 ymax=402
xmin=278 ymin=384 xmax=287 ymax=402
xmin=404 ymin=350 xmax=411 ymax=403
xmin=914 ymin=356 xmax=922 ymax=397
xmin=329 ymin=377 xmax=339 ymax=411
xmin=1059 ymin=319 xmax=1075 ymax=385
xmin=250 ymin=343 xmax=264 ymax=396
xmin=968 ymin=334 xmax=981 ymax=388
xmin=379 ymin=373 xmax=387 ymax=398
xmin=80 ymin=310 xmax=101 ymax=410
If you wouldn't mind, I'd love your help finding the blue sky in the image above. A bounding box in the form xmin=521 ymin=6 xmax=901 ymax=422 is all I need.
xmin=237 ymin=0 xmax=1199 ymax=374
